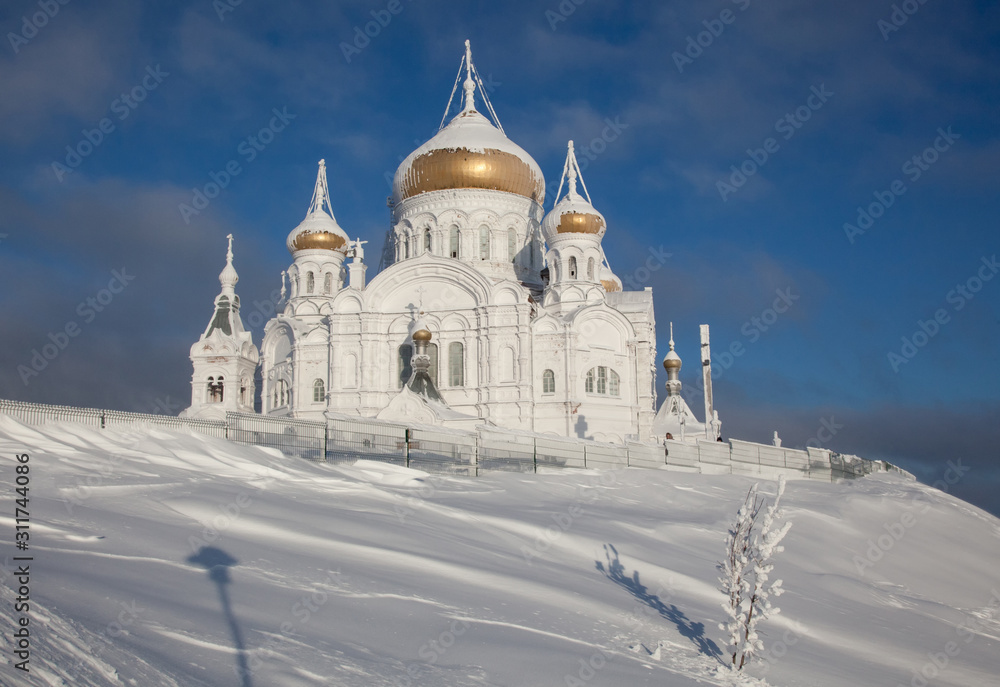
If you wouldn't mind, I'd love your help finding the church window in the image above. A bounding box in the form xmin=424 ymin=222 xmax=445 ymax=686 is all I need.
xmin=450 ymin=225 xmax=460 ymax=258
xmin=424 ymin=228 xmax=432 ymax=253
xmin=587 ymin=258 xmax=595 ymax=280
xmin=398 ymin=344 xmax=412 ymax=388
xmin=500 ymin=346 xmax=515 ymax=382
xmin=479 ymin=225 xmax=490 ymax=259
xmin=207 ymin=376 xmax=225 ymax=403
xmin=404 ymin=237 xmax=410 ymax=259
xmin=398 ymin=343 xmax=438 ymax=387
xmin=542 ymin=369 xmax=555 ymax=394
xmin=324 ymin=272 xmax=333 ymax=294
xmin=507 ymin=228 xmax=516 ymax=263
xmin=306 ymin=271 xmax=315 ymax=293
xmin=313 ymin=379 xmax=325 ymax=402
xmin=569 ymin=256 xmax=577 ymax=279
xmin=449 ymin=342 xmax=464 ymax=387
xmin=584 ymin=366 xmax=618 ymax=396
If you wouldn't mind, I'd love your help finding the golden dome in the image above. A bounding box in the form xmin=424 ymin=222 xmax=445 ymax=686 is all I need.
xmin=394 ymin=110 xmax=544 ymax=205
xmin=557 ymin=211 xmax=605 ymax=235
xmin=663 ymin=354 xmax=682 ymax=370
xmin=412 ymin=328 xmax=432 ymax=342
xmin=290 ymin=230 xmax=348 ymax=252
xmin=287 ymin=210 xmax=350 ymax=255
xmin=599 ymin=264 xmax=622 ymax=292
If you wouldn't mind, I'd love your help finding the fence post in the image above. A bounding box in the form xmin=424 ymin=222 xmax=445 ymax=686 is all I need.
xmin=404 ymin=428 xmax=410 ymax=468
xmin=323 ymin=423 xmax=329 ymax=462
xmin=533 ymin=437 xmax=537 ymax=474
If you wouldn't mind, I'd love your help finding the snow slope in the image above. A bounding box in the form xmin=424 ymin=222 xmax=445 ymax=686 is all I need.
xmin=1 ymin=416 xmax=998 ymax=687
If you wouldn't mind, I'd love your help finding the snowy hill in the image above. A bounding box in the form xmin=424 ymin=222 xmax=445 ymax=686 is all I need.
xmin=1 ymin=416 xmax=999 ymax=687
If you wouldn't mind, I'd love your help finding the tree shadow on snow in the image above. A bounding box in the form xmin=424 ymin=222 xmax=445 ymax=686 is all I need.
xmin=595 ymin=543 xmax=723 ymax=663
xmin=187 ymin=546 xmax=254 ymax=687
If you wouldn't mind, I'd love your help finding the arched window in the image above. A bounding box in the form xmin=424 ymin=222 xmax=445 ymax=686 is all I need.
xmin=449 ymin=342 xmax=464 ymax=387
xmin=587 ymin=258 xmax=595 ymax=280
xmin=324 ymin=272 xmax=333 ymax=294
xmin=404 ymin=237 xmax=410 ymax=259
xmin=277 ymin=380 xmax=288 ymax=406
xmin=542 ymin=369 xmax=555 ymax=394
xmin=428 ymin=343 xmax=439 ymax=384
xmin=306 ymin=272 xmax=315 ymax=293
xmin=424 ymin=228 xmax=432 ymax=253
xmin=313 ymin=379 xmax=325 ymax=403
xmin=568 ymin=256 xmax=577 ymax=279
xmin=507 ymin=228 xmax=516 ymax=263
xmin=450 ymin=225 xmax=460 ymax=258
xmin=479 ymin=225 xmax=490 ymax=259
xmin=584 ymin=366 xmax=618 ymax=395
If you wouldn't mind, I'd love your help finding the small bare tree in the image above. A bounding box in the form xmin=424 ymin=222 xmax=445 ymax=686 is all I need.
xmin=718 ymin=476 xmax=792 ymax=670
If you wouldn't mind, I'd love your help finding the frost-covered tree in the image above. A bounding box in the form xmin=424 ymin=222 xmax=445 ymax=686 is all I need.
xmin=718 ymin=476 xmax=792 ymax=670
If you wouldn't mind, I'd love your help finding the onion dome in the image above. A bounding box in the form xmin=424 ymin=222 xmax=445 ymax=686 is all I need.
xmin=663 ymin=323 xmax=682 ymax=371
xmin=599 ymin=264 xmax=622 ymax=292
xmin=392 ymin=41 xmax=544 ymax=206
xmin=542 ymin=141 xmax=607 ymax=242
xmin=412 ymin=327 xmax=432 ymax=342
xmin=287 ymin=159 xmax=349 ymax=255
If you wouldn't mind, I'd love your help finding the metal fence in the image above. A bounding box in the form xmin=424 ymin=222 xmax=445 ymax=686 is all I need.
xmin=0 ymin=398 xmax=910 ymax=482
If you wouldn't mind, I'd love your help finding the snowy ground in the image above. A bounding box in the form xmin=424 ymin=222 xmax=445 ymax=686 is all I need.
xmin=1 ymin=416 xmax=999 ymax=687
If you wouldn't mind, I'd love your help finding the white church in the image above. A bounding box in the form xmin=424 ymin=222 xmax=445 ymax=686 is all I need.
xmin=181 ymin=42 xmax=720 ymax=445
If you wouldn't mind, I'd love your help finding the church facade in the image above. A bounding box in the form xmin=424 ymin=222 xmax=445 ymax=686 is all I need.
xmin=182 ymin=42 xmax=714 ymax=445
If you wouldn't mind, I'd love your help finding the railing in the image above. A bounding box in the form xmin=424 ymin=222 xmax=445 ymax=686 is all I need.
xmin=0 ymin=398 xmax=912 ymax=482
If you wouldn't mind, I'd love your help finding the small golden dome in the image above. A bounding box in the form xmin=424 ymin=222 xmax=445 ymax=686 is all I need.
xmin=663 ymin=354 xmax=682 ymax=370
xmin=290 ymin=230 xmax=348 ymax=252
xmin=412 ymin=328 xmax=432 ymax=342
xmin=555 ymin=211 xmax=605 ymax=235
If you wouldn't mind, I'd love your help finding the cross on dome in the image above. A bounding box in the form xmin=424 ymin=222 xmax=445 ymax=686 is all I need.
xmin=554 ymin=139 xmax=593 ymax=206
xmin=439 ymin=39 xmax=505 ymax=135
xmin=218 ymin=233 xmax=239 ymax=296
xmin=307 ymin=159 xmax=336 ymax=219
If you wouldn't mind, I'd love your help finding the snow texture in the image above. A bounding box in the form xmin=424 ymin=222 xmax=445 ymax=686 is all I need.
xmin=1 ymin=416 xmax=999 ymax=686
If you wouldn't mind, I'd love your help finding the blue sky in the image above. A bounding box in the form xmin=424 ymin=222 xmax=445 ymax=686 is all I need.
xmin=1 ymin=0 xmax=998 ymax=513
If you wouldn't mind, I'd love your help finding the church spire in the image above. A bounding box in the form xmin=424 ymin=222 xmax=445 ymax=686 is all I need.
xmin=553 ymin=139 xmax=593 ymax=206
xmin=461 ymin=39 xmax=476 ymax=113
